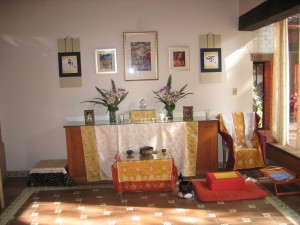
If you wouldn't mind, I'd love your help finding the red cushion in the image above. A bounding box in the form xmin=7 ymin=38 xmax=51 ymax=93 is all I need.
xmin=206 ymin=171 xmax=245 ymax=191
xmin=191 ymin=180 xmax=267 ymax=202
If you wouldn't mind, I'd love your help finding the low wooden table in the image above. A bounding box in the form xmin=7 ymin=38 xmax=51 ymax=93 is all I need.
xmin=258 ymin=166 xmax=300 ymax=197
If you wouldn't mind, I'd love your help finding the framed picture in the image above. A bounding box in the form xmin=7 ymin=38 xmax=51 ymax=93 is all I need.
xmin=58 ymin=52 xmax=82 ymax=77
xmin=200 ymin=48 xmax=222 ymax=72
xmin=169 ymin=47 xmax=190 ymax=71
xmin=84 ymin=110 xmax=95 ymax=125
xmin=95 ymin=48 xmax=117 ymax=74
xmin=183 ymin=106 xmax=193 ymax=121
xmin=123 ymin=31 xmax=158 ymax=81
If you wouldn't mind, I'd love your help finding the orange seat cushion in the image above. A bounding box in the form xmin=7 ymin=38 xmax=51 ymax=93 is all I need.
xmin=206 ymin=171 xmax=245 ymax=191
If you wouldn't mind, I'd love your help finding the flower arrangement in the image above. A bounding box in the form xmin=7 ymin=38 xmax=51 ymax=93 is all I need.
xmin=83 ymin=79 xmax=128 ymax=123
xmin=153 ymin=75 xmax=193 ymax=120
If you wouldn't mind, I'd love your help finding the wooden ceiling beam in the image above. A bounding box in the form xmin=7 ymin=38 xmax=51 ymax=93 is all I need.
xmin=239 ymin=0 xmax=300 ymax=31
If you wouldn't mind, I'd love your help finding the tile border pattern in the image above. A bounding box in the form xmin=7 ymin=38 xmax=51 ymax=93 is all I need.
xmin=0 ymin=181 xmax=299 ymax=225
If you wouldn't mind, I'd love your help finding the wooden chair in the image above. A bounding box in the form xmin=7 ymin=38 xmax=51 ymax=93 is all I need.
xmin=0 ymin=168 xmax=4 ymax=209
xmin=218 ymin=112 xmax=266 ymax=171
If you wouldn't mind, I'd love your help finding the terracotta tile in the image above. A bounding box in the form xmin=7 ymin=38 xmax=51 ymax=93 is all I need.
xmin=80 ymin=196 xmax=107 ymax=204
xmin=126 ymin=199 xmax=149 ymax=207
xmin=35 ymin=190 xmax=58 ymax=196
xmin=35 ymin=212 xmax=59 ymax=223
xmin=57 ymin=208 xmax=83 ymax=219
xmin=132 ymin=206 xmax=155 ymax=214
xmin=2 ymin=177 xmax=300 ymax=225
xmin=7 ymin=216 xmax=37 ymax=225
xmin=192 ymin=215 xmax=220 ymax=224
xmin=147 ymin=196 xmax=169 ymax=204
xmin=105 ymin=204 xmax=127 ymax=212
xmin=85 ymin=214 xmax=111 ymax=222
xmin=216 ymin=212 xmax=245 ymax=224
xmin=81 ymin=205 xmax=106 ymax=216
xmin=114 ymin=221 xmax=138 ymax=225
xmin=185 ymin=208 xmax=207 ymax=217
xmin=110 ymin=213 xmax=134 ymax=222
xmin=14 ymin=206 xmax=37 ymax=217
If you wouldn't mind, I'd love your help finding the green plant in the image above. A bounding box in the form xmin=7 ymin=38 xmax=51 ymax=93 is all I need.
xmin=152 ymin=75 xmax=193 ymax=111
xmin=83 ymin=79 xmax=128 ymax=112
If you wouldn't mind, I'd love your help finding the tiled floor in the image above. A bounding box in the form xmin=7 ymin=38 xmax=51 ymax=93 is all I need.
xmin=1 ymin=176 xmax=300 ymax=225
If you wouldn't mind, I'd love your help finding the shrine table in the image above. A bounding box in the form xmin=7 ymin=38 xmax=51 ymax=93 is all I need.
xmin=112 ymin=153 xmax=178 ymax=192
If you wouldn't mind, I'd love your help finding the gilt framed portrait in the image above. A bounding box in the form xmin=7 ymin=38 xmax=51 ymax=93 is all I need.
xmin=200 ymin=48 xmax=222 ymax=72
xmin=123 ymin=31 xmax=158 ymax=81
xmin=183 ymin=106 xmax=193 ymax=121
xmin=95 ymin=48 xmax=117 ymax=74
xmin=84 ymin=110 xmax=95 ymax=125
xmin=58 ymin=52 xmax=82 ymax=77
xmin=169 ymin=47 xmax=190 ymax=71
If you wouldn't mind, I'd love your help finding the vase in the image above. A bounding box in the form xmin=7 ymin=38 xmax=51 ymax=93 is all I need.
xmin=109 ymin=110 xmax=117 ymax=123
xmin=166 ymin=108 xmax=174 ymax=120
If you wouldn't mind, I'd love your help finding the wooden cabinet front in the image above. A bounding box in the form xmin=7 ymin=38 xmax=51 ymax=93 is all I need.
xmin=196 ymin=121 xmax=218 ymax=174
xmin=65 ymin=126 xmax=87 ymax=183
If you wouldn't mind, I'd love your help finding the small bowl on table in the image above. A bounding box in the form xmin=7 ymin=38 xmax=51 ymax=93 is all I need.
xmin=139 ymin=146 xmax=153 ymax=156
xmin=126 ymin=150 xmax=134 ymax=158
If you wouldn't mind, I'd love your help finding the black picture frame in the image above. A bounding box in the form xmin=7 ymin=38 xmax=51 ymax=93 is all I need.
xmin=200 ymin=48 xmax=222 ymax=73
xmin=58 ymin=52 xmax=82 ymax=77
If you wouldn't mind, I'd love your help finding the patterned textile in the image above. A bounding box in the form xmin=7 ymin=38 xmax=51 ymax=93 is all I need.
xmin=28 ymin=173 xmax=74 ymax=186
xmin=219 ymin=112 xmax=265 ymax=170
xmin=81 ymin=122 xmax=198 ymax=182
xmin=29 ymin=160 xmax=69 ymax=174
xmin=117 ymin=159 xmax=172 ymax=182
xmin=184 ymin=122 xmax=198 ymax=176
xmin=81 ymin=126 xmax=100 ymax=182
xmin=112 ymin=157 xmax=178 ymax=192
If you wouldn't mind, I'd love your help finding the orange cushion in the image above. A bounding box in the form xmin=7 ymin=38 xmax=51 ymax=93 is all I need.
xmin=206 ymin=171 xmax=245 ymax=191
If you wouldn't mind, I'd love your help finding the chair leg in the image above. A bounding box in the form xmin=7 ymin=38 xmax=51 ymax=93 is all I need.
xmin=0 ymin=168 xmax=4 ymax=209
xmin=222 ymin=140 xmax=227 ymax=169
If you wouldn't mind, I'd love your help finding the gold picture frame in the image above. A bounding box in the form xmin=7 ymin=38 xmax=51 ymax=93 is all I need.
xmin=84 ymin=110 xmax=95 ymax=125
xmin=169 ymin=47 xmax=190 ymax=71
xmin=183 ymin=106 xmax=193 ymax=121
xmin=123 ymin=31 xmax=158 ymax=81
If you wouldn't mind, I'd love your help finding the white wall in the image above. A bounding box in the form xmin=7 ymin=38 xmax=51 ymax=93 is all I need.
xmin=0 ymin=0 xmax=254 ymax=171
xmin=239 ymin=0 xmax=265 ymax=16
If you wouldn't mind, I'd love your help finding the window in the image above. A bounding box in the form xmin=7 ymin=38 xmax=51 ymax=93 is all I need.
xmin=288 ymin=14 xmax=299 ymax=148
xmin=253 ymin=62 xmax=264 ymax=129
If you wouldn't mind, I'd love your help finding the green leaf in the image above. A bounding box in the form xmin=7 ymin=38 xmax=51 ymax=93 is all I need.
xmin=111 ymin=79 xmax=116 ymax=93
xmin=95 ymin=86 xmax=107 ymax=99
xmin=167 ymin=75 xmax=172 ymax=89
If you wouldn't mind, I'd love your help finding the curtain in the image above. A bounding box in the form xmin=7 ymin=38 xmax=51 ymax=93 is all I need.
xmin=272 ymin=19 xmax=289 ymax=145
xmin=296 ymin=17 xmax=300 ymax=151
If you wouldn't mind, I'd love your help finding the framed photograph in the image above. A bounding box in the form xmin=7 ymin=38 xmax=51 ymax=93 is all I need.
xmin=58 ymin=52 xmax=82 ymax=77
xmin=123 ymin=31 xmax=158 ymax=81
xmin=84 ymin=110 xmax=95 ymax=125
xmin=169 ymin=47 xmax=190 ymax=71
xmin=183 ymin=106 xmax=193 ymax=121
xmin=200 ymin=48 xmax=222 ymax=72
xmin=95 ymin=48 xmax=117 ymax=74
